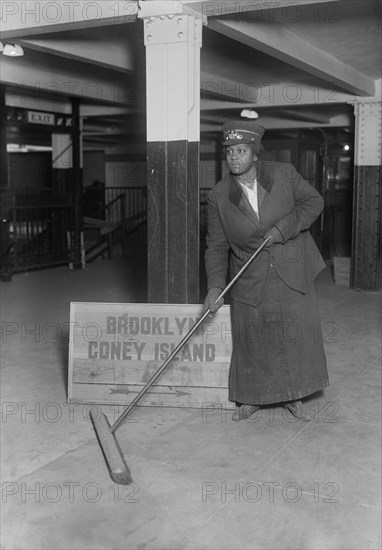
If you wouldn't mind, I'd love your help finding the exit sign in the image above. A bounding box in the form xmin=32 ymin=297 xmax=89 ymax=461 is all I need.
xmin=27 ymin=111 xmax=55 ymax=126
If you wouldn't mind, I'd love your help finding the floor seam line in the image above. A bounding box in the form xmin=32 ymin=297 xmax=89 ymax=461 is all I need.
xmin=197 ymin=415 xmax=319 ymax=528
xmin=340 ymin=419 xmax=381 ymax=427
xmin=7 ymin=438 xmax=95 ymax=483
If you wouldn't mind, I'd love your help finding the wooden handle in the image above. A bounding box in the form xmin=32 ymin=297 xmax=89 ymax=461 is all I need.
xmin=111 ymin=236 xmax=270 ymax=433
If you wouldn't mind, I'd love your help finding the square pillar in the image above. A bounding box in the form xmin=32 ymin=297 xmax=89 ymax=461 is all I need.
xmin=0 ymin=85 xmax=13 ymax=281
xmin=139 ymin=3 xmax=202 ymax=303
xmin=351 ymin=100 xmax=382 ymax=290
xmin=52 ymin=99 xmax=84 ymax=269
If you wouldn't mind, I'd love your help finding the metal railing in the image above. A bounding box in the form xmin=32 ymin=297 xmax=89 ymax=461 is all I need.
xmin=105 ymin=187 xmax=147 ymax=223
xmin=83 ymin=188 xmax=148 ymax=262
xmin=1 ymin=186 xmax=210 ymax=274
xmin=104 ymin=185 xmax=208 ymax=235
xmin=9 ymin=202 xmax=75 ymax=272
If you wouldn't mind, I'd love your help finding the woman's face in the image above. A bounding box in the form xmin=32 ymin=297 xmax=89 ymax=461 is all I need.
xmin=225 ymin=144 xmax=258 ymax=176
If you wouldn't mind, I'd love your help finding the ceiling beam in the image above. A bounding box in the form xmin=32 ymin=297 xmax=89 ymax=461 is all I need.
xmin=201 ymin=88 xmax=245 ymax=103
xmin=200 ymin=77 xmax=357 ymax=109
xmin=0 ymin=0 xmax=138 ymax=39
xmin=84 ymin=132 xmax=123 ymax=139
xmin=6 ymin=91 xmax=136 ymax=117
xmin=81 ymin=106 xmax=132 ymax=117
xmin=208 ymin=17 xmax=375 ymax=96
xmin=17 ymin=36 xmax=135 ymax=73
xmin=200 ymin=90 xmax=355 ymax=110
xmin=201 ymin=115 xmax=352 ymax=132
xmin=1 ymin=54 xmax=130 ymax=105
xmin=6 ymin=91 xmax=72 ymax=113
xmin=182 ymin=0 xmax=341 ymax=18
xmin=201 ymin=71 xmax=264 ymax=105
xmin=275 ymin=109 xmax=331 ymax=124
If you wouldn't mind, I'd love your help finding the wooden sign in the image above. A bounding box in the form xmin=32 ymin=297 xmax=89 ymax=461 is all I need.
xmin=68 ymin=303 xmax=234 ymax=409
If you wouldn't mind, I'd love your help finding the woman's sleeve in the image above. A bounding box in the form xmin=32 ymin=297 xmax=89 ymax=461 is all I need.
xmin=274 ymin=164 xmax=324 ymax=242
xmin=205 ymin=189 xmax=229 ymax=291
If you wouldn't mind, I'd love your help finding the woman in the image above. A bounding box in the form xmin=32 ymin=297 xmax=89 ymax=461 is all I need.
xmin=204 ymin=119 xmax=329 ymax=422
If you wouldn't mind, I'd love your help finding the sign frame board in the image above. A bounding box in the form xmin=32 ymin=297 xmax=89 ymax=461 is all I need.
xmin=27 ymin=111 xmax=55 ymax=126
xmin=68 ymin=302 xmax=234 ymax=409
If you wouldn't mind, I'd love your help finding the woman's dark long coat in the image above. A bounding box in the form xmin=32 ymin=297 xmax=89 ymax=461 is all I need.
xmin=205 ymin=161 xmax=329 ymax=405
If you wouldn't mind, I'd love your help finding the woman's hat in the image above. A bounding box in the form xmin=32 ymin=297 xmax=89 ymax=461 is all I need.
xmin=222 ymin=119 xmax=265 ymax=146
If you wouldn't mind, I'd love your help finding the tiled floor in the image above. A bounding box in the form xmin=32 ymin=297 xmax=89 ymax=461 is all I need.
xmin=1 ymin=260 xmax=381 ymax=549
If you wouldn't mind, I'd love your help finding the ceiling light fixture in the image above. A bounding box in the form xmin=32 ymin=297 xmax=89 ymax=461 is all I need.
xmin=3 ymin=43 xmax=24 ymax=57
xmin=241 ymin=109 xmax=259 ymax=119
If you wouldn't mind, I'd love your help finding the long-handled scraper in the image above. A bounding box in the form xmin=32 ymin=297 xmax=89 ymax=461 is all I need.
xmin=90 ymin=237 xmax=270 ymax=485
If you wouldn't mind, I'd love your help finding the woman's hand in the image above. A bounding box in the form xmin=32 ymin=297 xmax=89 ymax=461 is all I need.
xmin=203 ymin=288 xmax=224 ymax=317
xmin=264 ymin=226 xmax=283 ymax=247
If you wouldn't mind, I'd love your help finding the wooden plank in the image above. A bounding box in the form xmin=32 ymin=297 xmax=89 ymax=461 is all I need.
xmin=73 ymin=359 xmax=229 ymax=387
xmin=351 ymin=166 xmax=382 ymax=291
xmin=187 ymin=140 xmax=201 ymax=303
xmin=168 ymin=140 xmax=189 ymax=303
xmin=68 ymin=302 xmax=234 ymax=407
xmin=147 ymin=141 xmax=200 ymax=303
xmin=147 ymin=142 xmax=168 ymax=302
xmin=69 ymin=383 xmax=234 ymax=409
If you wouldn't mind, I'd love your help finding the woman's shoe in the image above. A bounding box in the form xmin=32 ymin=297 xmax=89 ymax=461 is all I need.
xmin=283 ymin=400 xmax=311 ymax=422
xmin=232 ymin=404 xmax=261 ymax=422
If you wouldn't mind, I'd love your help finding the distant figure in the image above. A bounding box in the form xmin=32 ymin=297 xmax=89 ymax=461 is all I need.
xmin=83 ymin=180 xmax=105 ymax=219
